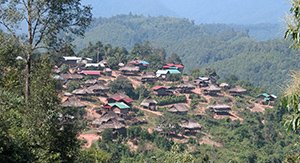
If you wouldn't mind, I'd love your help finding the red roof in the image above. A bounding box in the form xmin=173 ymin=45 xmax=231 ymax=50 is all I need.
xmin=103 ymin=105 xmax=112 ymax=109
xmin=108 ymin=93 xmax=133 ymax=104
xmin=80 ymin=70 xmax=101 ymax=76
xmin=123 ymin=97 xmax=134 ymax=104
xmin=163 ymin=63 xmax=184 ymax=69
xmin=151 ymin=85 xmax=166 ymax=91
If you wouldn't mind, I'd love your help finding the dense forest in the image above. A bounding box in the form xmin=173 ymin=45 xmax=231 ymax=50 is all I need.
xmin=74 ymin=15 xmax=299 ymax=94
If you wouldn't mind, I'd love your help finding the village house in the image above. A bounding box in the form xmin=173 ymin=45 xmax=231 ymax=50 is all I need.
xmin=194 ymin=76 xmax=210 ymax=87
xmin=92 ymin=111 xmax=125 ymax=133
xmin=119 ymin=66 xmax=140 ymax=76
xmin=203 ymin=85 xmax=221 ymax=96
xmin=87 ymin=84 xmax=110 ymax=96
xmin=83 ymin=79 xmax=106 ymax=87
xmin=163 ymin=63 xmax=185 ymax=72
xmin=151 ymin=86 xmax=173 ymax=96
xmin=128 ymin=59 xmax=149 ymax=69
xmin=141 ymin=72 xmax=157 ymax=83
xmin=179 ymin=120 xmax=202 ymax=134
xmin=79 ymin=70 xmax=101 ymax=76
xmin=103 ymin=68 xmax=112 ymax=76
xmin=256 ymin=93 xmax=277 ymax=105
xmin=61 ymin=97 xmax=86 ymax=108
xmin=208 ymin=105 xmax=231 ymax=115
xmin=140 ymin=98 xmax=158 ymax=111
xmin=176 ymin=83 xmax=195 ymax=93
xmin=84 ymin=63 xmax=102 ymax=70
xmin=228 ymin=86 xmax=247 ymax=96
xmin=60 ymin=73 xmax=84 ymax=81
xmin=103 ymin=102 xmax=131 ymax=115
xmin=107 ymin=93 xmax=134 ymax=106
xmin=219 ymin=83 xmax=230 ymax=90
xmin=156 ymin=69 xmax=181 ymax=79
xmin=167 ymin=103 xmax=189 ymax=115
xmin=72 ymin=87 xmax=94 ymax=96
xmin=62 ymin=56 xmax=82 ymax=65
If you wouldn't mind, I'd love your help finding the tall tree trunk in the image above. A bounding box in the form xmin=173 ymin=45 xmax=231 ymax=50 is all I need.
xmin=25 ymin=54 xmax=31 ymax=103
xmin=25 ymin=0 xmax=33 ymax=104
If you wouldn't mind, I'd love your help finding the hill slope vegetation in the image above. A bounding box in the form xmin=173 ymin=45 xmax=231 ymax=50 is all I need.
xmin=74 ymin=15 xmax=300 ymax=93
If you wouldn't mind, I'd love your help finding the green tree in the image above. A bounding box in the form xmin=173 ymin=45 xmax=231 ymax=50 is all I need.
xmin=167 ymin=53 xmax=182 ymax=64
xmin=109 ymin=76 xmax=135 ymax=98
xmin=285 ymin=0 xmax=300 ymax=48
xmin=0 ymin=0 xmax=92 ymax=103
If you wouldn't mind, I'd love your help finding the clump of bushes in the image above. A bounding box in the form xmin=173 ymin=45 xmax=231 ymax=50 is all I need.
xmin=154 ymin=95 xmax=186 ymax=105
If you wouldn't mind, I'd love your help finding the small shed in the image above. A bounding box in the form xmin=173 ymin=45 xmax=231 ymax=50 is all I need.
xmin=140 ymin=99 xmax=158 ymax=111
xmin=207 ymin=105 xmax=231 ymax=115
xmin=203 ymin=85 xmax=221 ymax=96
xmin=228 ymin=86 xmax=247 ymax=96
xmin=179 ymin=120 xmax=202 ymax=134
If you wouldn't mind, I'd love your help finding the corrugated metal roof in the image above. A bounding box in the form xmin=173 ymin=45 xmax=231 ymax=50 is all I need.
xmin=108 ymin=102 xmax=130 ymax=109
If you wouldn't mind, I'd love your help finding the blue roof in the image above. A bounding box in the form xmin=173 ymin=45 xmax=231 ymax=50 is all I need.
xmin=139 ymin=60 xmax=149 ymax=65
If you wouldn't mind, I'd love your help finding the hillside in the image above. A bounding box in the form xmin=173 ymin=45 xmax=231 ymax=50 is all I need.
xmin=73 ymin=15 xmax=300 ymax=94
xmin=54 ymin=52 xmax=298 ymax=162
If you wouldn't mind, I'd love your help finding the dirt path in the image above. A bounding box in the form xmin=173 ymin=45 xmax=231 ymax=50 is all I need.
xmin=138 ymin=107 xmax=163 ymax=116
xmin=81 ymin=101 xmax=99 ymax=109
xmin=85 ymin=107 xmax=101 ymax=120
xmin=199 ymin=135 xmax=223 ymax=148
xmin=98 ymin=96 xmax=107 ymax=104
xmin=185 ymin=94 xmax=191 ymax=106
xmin=251 ymin=103 xmax=272 ymax=113
xmin=128 ymin=77 xmax=142 ymax=89
xmin=192 ymin=88 xmax=212 ymax=103
xmin=78 ymin=133 xmax=100 ymax=148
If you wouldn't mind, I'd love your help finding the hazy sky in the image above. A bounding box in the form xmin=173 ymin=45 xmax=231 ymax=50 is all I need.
xmin=82 ymin=0 xmax=291 ymax=24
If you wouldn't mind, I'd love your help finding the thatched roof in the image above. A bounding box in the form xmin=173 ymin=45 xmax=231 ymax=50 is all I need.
xmin=60 ymin=73 xmax=83 ymax=80
xmin=168 ymin=103 xmax=189 ymax=113
xmin=72 ymin=88 xmax=94 ymax=95
xmin=88 ymin=84 xmax=109 ymax=91
xmin=179 ymin=120 xmax=202 ymax=130
xmin=228 ymin=86 xmax=247 ymax=93
xmin=119 ymin=66 xmax=140 ymax=72
xmin=92 ymin=111 xmax=124 ymax=126
xmin=61 ymin=97 xmax=86 ymax=108
xmin=204 ymin=85 xmax=221 ymax=92
xmin=84 ymin=79 xmax=100 ymax=85
xmin=177 ymin=83 xmax=195 ymax=89
xmin=93 ymin=111 xmax=126 ymax=132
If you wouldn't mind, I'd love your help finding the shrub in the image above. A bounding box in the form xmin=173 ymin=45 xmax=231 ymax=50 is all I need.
xmin=154 ymin=95 xmax=186 ymax=105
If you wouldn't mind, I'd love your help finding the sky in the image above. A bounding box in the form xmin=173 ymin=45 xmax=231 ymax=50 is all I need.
xmin=81 ymin=0 xmax=291 ymax=24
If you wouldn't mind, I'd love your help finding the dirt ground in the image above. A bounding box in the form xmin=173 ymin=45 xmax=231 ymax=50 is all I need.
xmin=251 ymin=103 xmax=272 ymax=113
xmin=138 ymin=106 xmax=163 ymax=116
xmin=78 ymin=133 xmax=100 ymax=148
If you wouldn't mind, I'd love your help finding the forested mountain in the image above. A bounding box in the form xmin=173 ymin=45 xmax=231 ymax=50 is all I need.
xmin=82 ymin=0 xmax=289 ymax=24
xmin=74 ymin=15 xmax=299 ymax=93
